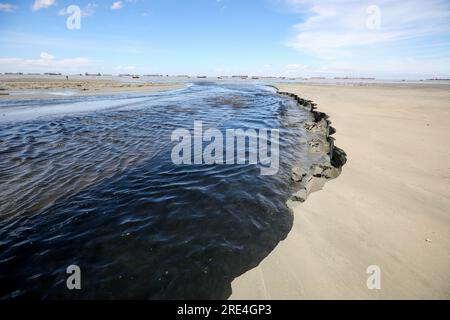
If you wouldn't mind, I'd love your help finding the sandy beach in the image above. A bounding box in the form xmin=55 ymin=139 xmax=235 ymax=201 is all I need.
xmin=0 ymin=75 xmax=185 ymax=99
xmin=231 ymin=83 xmax=450 ymax=299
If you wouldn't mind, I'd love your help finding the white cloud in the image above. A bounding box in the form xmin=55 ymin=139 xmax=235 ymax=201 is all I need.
xmin=0 ymin=3 xmax=17 ymax=12
xmin=286 ymin=0 xmax=450 ymax=57
xmin=32 ymin=0 xmax=56 ymax=11
xmin=58 ymin=3 xmax=98 ymax=17
xmin=285 ymin=0 xmax=450 ymax=58
xmin=39 ymin=52 xmax=54 ymax=60
xmin=282 ymin=0 xmax=450 ymax=77
xmin=111 ymin=1 xmax=123 ymax=10
xmin=0 ymin=52 xmax=90 ymax=73
xmin=82 ymin=3 xmax=97 ymax=16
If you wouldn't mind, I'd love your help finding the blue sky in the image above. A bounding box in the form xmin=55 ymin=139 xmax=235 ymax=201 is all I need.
xmin=0 ymin=0 xmax=450 ymax=79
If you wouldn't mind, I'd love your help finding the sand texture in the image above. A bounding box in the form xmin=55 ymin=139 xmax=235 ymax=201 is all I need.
xmin=231 ymin=83 xmax=450 ymax=299
xmin=0 ymin=75 xmax=185 ymax=99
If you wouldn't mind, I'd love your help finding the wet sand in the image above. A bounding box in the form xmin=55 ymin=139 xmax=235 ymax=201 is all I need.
xmin=0 ymin=75 xmax=185 ymax=99
xmin=231 ymin=83 xmax=450 ymax=299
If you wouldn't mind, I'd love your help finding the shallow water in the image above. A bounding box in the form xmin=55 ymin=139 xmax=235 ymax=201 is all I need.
xmin=0 ymin=83 xmax=325 ymax=299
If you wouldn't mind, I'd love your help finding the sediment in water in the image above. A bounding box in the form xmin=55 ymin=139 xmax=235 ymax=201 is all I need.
xmin=275 ymin=88 xmax=347 ymax=210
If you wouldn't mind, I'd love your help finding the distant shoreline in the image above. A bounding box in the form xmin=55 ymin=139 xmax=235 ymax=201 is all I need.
xmin=0 ymin=75 xmax=186 ymax=100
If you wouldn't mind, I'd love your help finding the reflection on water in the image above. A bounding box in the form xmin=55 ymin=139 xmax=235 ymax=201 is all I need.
xmin=0 ymin=83 xmax=324 ymax=299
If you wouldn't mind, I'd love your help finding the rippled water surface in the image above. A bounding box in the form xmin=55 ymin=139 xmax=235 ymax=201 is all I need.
xmin=0 ymin=83 xmax=323 ymax=299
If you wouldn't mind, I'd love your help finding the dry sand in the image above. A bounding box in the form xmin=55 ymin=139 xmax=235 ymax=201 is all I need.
xmin=231 ymin=83 xmax=450 ymax=299
xmin=0 ymin=75 xmax=185 ymax=99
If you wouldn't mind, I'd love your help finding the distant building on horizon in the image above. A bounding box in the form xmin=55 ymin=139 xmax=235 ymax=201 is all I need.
xmin=334 ymin=77 xmax=376 ymax=80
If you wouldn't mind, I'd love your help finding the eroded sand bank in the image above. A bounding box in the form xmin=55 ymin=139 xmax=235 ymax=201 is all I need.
xmin=231 ymin=83 xmax=450 ymax=299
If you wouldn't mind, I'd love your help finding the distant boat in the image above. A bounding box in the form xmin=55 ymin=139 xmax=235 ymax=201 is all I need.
xmin=132 ymin=75 xmax=140 ymax=79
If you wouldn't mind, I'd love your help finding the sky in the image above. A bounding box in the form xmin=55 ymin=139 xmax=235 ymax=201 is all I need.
xmin=0 ymin=0 xmax=449 ymax=79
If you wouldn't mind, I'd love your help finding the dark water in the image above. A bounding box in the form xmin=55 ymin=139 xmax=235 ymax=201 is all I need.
xmin=0 ymin=83 xmax=322 ymax=299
